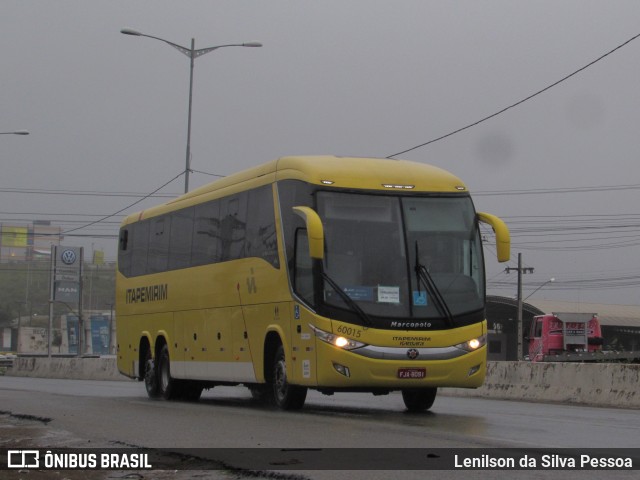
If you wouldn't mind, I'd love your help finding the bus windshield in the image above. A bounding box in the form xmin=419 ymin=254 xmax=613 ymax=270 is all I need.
xmin=316 ymin=191 xmax=484 ymax=323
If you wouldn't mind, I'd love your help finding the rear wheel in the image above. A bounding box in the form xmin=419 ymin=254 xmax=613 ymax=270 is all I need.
xmin=272 ymin=345 xmax=307 ymax=410
xmin=143 ymin=349 xmax=160 ymax=398
xmin=402 ymin=388 xmax=437 ymax=412
xmin=158 ymin=344 xmax=179 ymax=400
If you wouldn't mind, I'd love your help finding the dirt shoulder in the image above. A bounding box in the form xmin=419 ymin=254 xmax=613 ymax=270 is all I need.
xmin=0 ymin=412 xmax=235 ymax=480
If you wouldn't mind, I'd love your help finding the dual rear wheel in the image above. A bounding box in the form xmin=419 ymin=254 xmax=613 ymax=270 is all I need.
xmin=144 ymin=344 xmax=203 ymax=402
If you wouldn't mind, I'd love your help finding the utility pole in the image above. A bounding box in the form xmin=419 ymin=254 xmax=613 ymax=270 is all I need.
xmin=505 ymin=253 xmax=534 ymax=360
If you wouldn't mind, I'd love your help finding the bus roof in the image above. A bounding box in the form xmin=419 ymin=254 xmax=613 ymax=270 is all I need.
xmin=122 ymin=156 xmax=467 ymax=224
xmin=275 ymin=156 xmax=465 ymax=192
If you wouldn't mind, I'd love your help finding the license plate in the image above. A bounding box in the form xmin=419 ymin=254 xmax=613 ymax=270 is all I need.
xmin=397 ymin=368 xmax=426 ymax=379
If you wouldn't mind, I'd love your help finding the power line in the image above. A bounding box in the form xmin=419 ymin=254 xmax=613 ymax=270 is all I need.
xmin=0 ymin=211 xmax=121 ymax=217
xmin=474 ymin=183 xmax=640 ymax=197
xmin=61 ymin=171 xmax=184 ymax=235
xmin=0 ymin=187 xmax=177 ymax=198
xmin=490 ymin=275 xmax=640 ymax=291
xmin=0 ymin=168 xmax=226 ymax=239
xmin=385 ymin=31 xmax=640 ymax=158
xmin=190 ymin=169 xmax=226 ymax=178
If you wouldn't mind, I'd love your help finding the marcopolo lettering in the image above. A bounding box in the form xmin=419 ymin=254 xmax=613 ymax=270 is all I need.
xmin=126 ymin=284 xmax=168 ymax=304
xmin=390 ymin=321 xmax=432 ymax=329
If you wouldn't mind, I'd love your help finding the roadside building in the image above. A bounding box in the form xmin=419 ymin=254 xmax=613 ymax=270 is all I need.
xmin=486 ymin=296 xmax=640 ymax=360
xmin=0 ymin=221 xmax=63 ymax=262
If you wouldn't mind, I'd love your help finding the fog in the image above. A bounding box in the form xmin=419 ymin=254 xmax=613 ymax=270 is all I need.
xmin=2 ymin=1 xmax=640 ymax=305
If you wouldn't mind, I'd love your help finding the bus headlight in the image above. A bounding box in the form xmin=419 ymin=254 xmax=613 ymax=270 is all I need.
xmin=454 ymin=334 xmax=487 ymax=352
xmin=309 ymin=324 xmax=367 ymax=351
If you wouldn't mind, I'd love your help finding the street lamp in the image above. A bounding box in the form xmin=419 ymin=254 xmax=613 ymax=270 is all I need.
xmin=524 ymin=278 xmax=555 ymax=301
xmin=121 ymin=28 xmax=262 ymax=193
xmin=0 ymin=130 xmax=29 ymax=135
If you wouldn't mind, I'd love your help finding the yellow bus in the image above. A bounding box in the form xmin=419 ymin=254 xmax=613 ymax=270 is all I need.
xmin=116 ymin=155 xmax=509 ymax=411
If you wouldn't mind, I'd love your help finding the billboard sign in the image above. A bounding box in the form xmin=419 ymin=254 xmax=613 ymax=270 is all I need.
xmin=53 ymin=246 xmax=83 ymax=303
xmin=90 ymin=315 xmax=110 ymax=355
xmin=1 ymin=225 xmax=29 ymax=247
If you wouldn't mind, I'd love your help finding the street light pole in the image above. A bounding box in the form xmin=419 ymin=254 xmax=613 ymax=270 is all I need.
xmin=1 ymin=129 xmax=29 ymax=267
xmin=121 ymin=29 xmax=262 ymax=193
xmin=505 ymin=253 xmax=534 ymax=360
xmin=185 ymin=37 xmax=196 ymax=194
xmin=524 ymin=277 xmax=555 ymax=302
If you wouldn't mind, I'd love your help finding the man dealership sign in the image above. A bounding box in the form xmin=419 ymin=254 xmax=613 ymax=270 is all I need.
xmin=52 ymin=246 xmax=83 ymax=303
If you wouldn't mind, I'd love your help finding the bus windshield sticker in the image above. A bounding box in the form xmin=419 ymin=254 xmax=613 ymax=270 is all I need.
xmin=343 ymin=286 xmax=374 ymax=302
xmin=378 ymin=286 xmax=400 ymax=304
xmin=412 ymin=290 xmax=428 ymax=307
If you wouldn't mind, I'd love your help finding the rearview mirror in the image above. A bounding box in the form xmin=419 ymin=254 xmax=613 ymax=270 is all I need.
xmin=292 ymin=206 xmax=325 ymax=260
xmin=477 ymin=212 xmax=510 ymax=263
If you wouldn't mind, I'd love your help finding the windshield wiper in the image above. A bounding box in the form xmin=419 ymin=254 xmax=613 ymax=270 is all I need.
xmin=321 ymin=271 xmax=373 ymax=327
xmin=414 ymin=242 xmax=454 ymax=327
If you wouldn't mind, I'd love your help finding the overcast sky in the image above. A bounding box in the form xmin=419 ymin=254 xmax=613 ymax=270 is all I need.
xmin=2 ymin=0 xmax=640 ymax=306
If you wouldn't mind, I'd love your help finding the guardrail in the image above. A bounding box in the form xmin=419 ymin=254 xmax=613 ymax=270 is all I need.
xmin=446 ymin=361 xmax=640 ymax=409
xmin=5 ymin=357 xmax=640 ymax=408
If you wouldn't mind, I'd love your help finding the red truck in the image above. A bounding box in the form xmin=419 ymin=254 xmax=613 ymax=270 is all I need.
xmin=527 ymin=312 xmax=639 ymax=363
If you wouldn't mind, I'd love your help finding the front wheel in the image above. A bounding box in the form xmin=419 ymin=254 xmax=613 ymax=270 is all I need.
xmin=402 ymin=388 xmax=437 ymax=412
xmin=272 ymin=345 xmax=307 ymax=410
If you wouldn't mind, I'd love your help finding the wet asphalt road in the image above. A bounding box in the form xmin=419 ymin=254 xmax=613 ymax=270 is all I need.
xmin=1 ymin=376 xmax=639 ymax=480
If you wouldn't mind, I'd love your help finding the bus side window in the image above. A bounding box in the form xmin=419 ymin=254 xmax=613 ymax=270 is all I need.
xmin=220 ymin=194 xmax=248 ymax=261
xmin=131 ymin=221 xmax=150 ymax=277
xmin=168 ymin=207 xmax=194 ymax=270
xmin=119 ymin=229 xmax=129 ymax=251
xmin=247 ymin=185 xmax=279 ymax=267
xmin=118 ymin=228 xmax=132 ymax=277
xmin=148 ymin=217 xmax=170 ymax=273
xmin=193 ymin=200 xmax=221 ymax=266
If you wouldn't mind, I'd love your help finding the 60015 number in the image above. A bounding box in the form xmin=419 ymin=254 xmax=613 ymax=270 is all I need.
xmin=336 ymin=325 xmax=362 ymax=338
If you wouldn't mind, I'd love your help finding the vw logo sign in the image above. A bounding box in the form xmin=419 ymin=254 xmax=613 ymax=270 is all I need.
xmin=61 ymin=249 xmax=77 ymax=265
xmin=406 ymin=348 xmax=420 ymax=360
